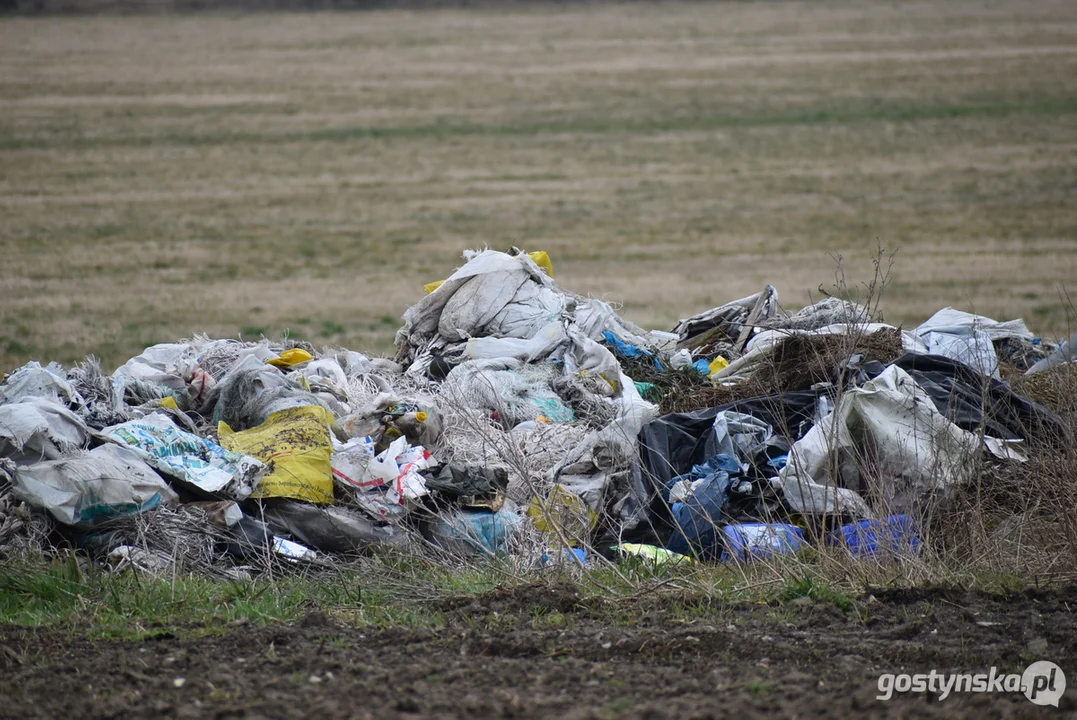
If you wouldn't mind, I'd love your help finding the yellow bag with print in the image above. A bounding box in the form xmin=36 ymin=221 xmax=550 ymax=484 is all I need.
xmin=218 ymin=405 xmax=334 ymax=504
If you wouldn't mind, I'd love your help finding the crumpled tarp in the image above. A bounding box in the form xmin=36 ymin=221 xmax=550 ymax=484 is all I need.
xmin=916 ymin=307 xmax=1034 ymax=343
xmin=913 ymin=308 xmax=1027 ymax=379
xmin=397 ymin=250 xmax=564 ymax=360
xmin=426 ymin=465 xmax=508 ymax=498
xmin=396 ymin=249 xmax=655 ymax=375
xmin=778 ymin=365 xmax=1023 ymax=518
xmin=261 ymin=501 xmax=408 ymax=554
xmin=638 ymin=390 xmax=823 ymax=495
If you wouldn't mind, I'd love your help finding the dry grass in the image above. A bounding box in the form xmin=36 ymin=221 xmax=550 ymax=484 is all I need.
xmin=1 ymin=0 xmax=1077 ymax=370
xmin=620 ymin=327 xmax=905 ymax=414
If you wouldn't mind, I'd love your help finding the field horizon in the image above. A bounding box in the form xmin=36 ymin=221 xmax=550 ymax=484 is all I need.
xmin=2 ymin=0 xmax=1076 ymax=370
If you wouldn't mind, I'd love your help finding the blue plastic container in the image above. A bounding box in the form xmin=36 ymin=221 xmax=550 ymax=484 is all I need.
xmin=828 ymin=514 xmax=919 ymax=557
xmin=720 ymin=523 xmax=805 ymax=562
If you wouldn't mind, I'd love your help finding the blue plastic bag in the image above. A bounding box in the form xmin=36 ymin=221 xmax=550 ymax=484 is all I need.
xmin=665 ymin=454 xmax=741 ymax=559
xmin=602 ymin=331 xmax=663 ymax=370
xmin=827 ymin=515 xmax=919 ymax=557
xmin=429 ymin=505 xmax=523 ymax=557
xmin=720 ymin=523 xmax=805 ymax=562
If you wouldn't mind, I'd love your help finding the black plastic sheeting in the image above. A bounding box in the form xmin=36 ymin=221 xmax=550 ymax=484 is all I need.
xmin=891 ymin=353 xmax=1069 ymax=445
xmin=638 ymin=390 xmax=823 ymax=491
xmin=617 ymin=352 xmax=1068 ymax=553
xmin=613 ymin=390 xmax=824 ymax=550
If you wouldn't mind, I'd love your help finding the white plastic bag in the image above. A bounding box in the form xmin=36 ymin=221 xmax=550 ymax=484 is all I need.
xmin=0 ymin=397 xmax=89 ymax=464
xmin=102 ymin=412 xmax=264 ymax=499
xmin=0 ymin=361 xmax=83 ymax=407
xmin=12 ymin=444 xmax=178 ymax=527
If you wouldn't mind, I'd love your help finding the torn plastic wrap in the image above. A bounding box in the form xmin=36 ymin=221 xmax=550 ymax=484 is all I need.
xmin=331 ymin=435 xmax=436 ymax=521
xmin=0 ymin=398 xmax=90 ymax=464
xmin=426 ymin=501 xmax=525 ymax=557
xmin=550 ymin=377 xmax=657 ymax=516
xmin=442 ymin=359 xmax=575 ymax=427
xmin=778 ymin=365 xmax=1022 ymax=519
xmin=464 ymin=321 xmax=568 ymax=363
xmin=107 ymin=545 xmax=176 ymax=576
xmin=891 ymin=353 xmax=1069 ymax=445
xmin=764 ymin=297 xmax=870 ymax=331
xmin=721 ymin=523 xmax=805 ymax=562
xmin=665 ymin=454 xmax=740 ymax=559
xmin=0 ymin=361 xmax=84 ymax=407
xmin=711 ymin=411 xmax=783 ymax=467
xmin=572 ymin=298 xmax=653 ymax=348
xmin=261 ymin=501 xmax=409 ymax=554
xmin=913 ymin=314 xmax=1001 ymax=380
xmin=1026 ymin=333 xmax=1077 ymax=375
xmin=112 ymin=343 xmax=192 ymax=399
xmin=11 ymin=444 xmax=178 ymax=527
xmin=913 ymin=308 xmax=1042 ymax=379
xmin=209 ymin=363 xmax=327 ymax=432
xmin=916 ymin=308 xmax=1034 ymax=343
xmin=638 ymin=390 xmax=824 ymax=495
xmin=101 ymin=412 xmax=265 ymax=500
xmin=563 ymin=328 xmax=624 ymax=397
xmin=425 ymin=465 xmax=508 ymax=500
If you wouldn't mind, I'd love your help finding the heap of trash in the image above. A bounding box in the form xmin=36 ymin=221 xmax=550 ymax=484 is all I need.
xmin=1 ymin=248 xmax=1074 ymax=575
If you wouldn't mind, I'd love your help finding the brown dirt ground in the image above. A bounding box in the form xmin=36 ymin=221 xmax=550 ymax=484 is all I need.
xmin=1 ymin=583 xmax=1074 ymax=718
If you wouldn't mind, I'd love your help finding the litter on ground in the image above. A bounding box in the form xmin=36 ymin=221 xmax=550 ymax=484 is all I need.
xmin=1 ymin=248 xmax=1073 ymax=576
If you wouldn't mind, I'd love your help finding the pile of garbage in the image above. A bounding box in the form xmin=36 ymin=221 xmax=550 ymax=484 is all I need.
xmin=1 ymin=248 xmax=1073 ymax=575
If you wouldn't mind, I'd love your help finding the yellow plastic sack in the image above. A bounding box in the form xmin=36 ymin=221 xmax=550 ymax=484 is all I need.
xmin=424 ymin=250 xmax=554 ymax=294
xmin=266 ymin=348 xmax=313 ymax=368
xmin=527 ymin=250 xmax=554 ymax=278
xmin=218 ymin=405 xmax=334 ymax=504
xmin=527 ymin=485 xmax=597 ymax=544
xmin=707 ymin=355 xmax=729 ymax=378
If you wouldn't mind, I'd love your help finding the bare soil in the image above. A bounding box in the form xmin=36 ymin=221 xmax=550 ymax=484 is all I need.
xmin=2 ymin=583 xmax=1074 ymax=718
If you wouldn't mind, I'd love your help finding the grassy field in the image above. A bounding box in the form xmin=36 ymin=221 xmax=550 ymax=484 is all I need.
xmin=1 ymin=0 xmax=1076 ymax=370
